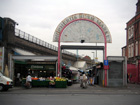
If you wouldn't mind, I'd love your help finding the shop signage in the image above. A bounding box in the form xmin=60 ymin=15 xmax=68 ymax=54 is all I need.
xmin=30 ymin=65 xmax=55 ymax=71
xmin=31 ymin=65 xmax=44 ymax=69
xmin=45 ymin=65 xmax=55 ymax=70
xmin=53 ymin=13 xmax=112 ymax=43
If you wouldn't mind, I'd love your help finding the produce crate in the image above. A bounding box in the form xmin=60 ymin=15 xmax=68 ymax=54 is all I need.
xmin=32 ymin=80 xmax=50 ymax=87
xmin=55 ymin=81 xmax=67 ymax=88
xmin=67 ymin=80 xmax=73 ymax=86
xmin=22 ymin=79 xmax=50 ymax=87
xmin=22 ymin=79 xmax=26 ymax=87
xmin=32 ymin=80 xmax=40 ymax=87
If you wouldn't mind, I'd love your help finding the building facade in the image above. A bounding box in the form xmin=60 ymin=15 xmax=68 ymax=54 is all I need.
xmin=122 ymin=0 xmax=140 ymax=83
xmin=122 ymin=0 xmax=140 ymax=64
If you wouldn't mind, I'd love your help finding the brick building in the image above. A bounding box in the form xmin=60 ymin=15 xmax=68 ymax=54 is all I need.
xmin=122 ymin=0 xmax=140 ymax=64
xmin=122 ymin=0 xmax=140 ymax=83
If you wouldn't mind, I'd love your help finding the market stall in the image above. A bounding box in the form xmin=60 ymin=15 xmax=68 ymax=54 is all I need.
xmin=69 ymin=66 xmax=80 ymax=83
xmin=22 ymin=77 xmax=67 ymax=88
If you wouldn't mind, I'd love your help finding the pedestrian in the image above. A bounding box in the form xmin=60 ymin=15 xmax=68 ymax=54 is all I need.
xmin=26 ymin=73 xmax=32 ymax=88
xmin=80 ymin=73 xmax=83 ymax=87
xmin=91 ymin=66 xmax=96 ymax=86
xmin=16 ymin=73 xmax=21 ymax=86
xmin=88 ymin=70 xmax=92 ymax=85
xmin=81 ymin=72 xmax=88 ymax=88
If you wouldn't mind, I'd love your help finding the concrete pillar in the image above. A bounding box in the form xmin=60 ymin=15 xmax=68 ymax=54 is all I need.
xmin=2 ymin=18 xmax=16 ymax=73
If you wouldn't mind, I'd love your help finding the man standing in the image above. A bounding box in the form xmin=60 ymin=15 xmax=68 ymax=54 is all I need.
xmin=26 ymin=73 xmax=32 ymax=88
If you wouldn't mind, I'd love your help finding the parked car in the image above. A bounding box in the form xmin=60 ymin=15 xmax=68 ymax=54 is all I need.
xmin=0 ymin=72 xmax=13 ymax=91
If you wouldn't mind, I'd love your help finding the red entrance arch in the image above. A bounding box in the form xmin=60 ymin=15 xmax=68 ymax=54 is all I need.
xmin=57 ymin=18 xmax=108 ymax=86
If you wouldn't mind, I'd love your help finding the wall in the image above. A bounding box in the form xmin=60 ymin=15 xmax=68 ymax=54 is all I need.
xmin=127 ymin=61 xmax=140 ymax=83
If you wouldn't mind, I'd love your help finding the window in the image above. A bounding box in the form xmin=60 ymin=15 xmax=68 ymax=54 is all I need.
xmin=128 ymin=25 xmax=134 ymax=39
xmin=128 ymin=28 xmax=131 ymax=39
xmin=135 ymin=41 xmax=138 ymax=56
xmin=131 ymin=25 xmax=134 ymax=38
xmin=128 ymin=45 xmax=131 ymax=58
xmin=131 ymin=44 xmax=134 ymax=57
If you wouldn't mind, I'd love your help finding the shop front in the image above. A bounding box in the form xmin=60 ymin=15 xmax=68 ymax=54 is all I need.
xmin=27 ymin=64 xmax=56 ymax=78
xmin=10 ymin=55 xmax=58 ymax=86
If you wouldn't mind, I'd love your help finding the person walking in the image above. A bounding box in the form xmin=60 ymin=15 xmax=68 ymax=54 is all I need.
xmin=26 ymin=73 xmax=32 ymax=88
xmin=88 ymin=70 xmax=92 ymax=85
xmin=91 ymin=66 xmax=96 ymax=86
xmin=80 ymin=72 xmax=88 ymax=88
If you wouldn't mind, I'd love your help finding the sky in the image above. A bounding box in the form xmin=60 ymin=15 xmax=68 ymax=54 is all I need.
xmin=0 ymin=0 xmax=137 ymax=62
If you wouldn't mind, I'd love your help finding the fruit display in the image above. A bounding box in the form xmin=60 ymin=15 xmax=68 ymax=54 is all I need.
xmin=55 ymin=77 xmax=67 ymax=81
xmin=32 ymin=77 xmax=39 ymax=80
xmin=22 ymin=76 xmax=68 ymax=88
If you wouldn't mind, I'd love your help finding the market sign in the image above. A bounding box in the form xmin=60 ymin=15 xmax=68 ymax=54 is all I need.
xmin=45 ymin=65 xmax=55 ymax=71
xmin=30 ymin=65 xmax=55 ymax=71
xmin=31 ymin=65 xmax=44 ymax=70
xmin=53 ymin=13 xmax=112 ymax=43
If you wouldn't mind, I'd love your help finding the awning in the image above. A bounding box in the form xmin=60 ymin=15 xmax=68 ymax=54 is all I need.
xmin=12 ymin=56 xmax=58 ymax=61
xmin=73 ymin=61 xmax=87 ymax=69
xmin=69 ymin=66 xmax=79 ymax=72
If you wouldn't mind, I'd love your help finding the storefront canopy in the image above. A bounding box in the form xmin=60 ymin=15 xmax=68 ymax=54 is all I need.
xmin=73 ymin=61 xmax=87 ymax=71
xmin=12 ymin=56 xmax=58 ymax=61
xmin=69 ymin=66 xmax=79 ymax=71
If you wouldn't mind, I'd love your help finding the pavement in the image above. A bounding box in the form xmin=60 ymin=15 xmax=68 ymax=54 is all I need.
xmin=1 ymin=83 xmax=140 ymax=95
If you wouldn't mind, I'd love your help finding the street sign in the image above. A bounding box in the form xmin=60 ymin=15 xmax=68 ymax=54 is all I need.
xmin=104 ymin=60 xmax=108 ymax=66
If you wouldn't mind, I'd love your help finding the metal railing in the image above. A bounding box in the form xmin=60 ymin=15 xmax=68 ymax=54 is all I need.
xmin=15 ymin=28 xmax=78 ymax=57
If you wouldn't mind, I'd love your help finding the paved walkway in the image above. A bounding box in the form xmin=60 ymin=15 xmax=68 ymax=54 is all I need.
xmin=1 ymin=83 xmax=140 ymax=95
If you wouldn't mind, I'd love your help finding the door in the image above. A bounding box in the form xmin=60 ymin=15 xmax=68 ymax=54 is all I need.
xmin=108 ymin=61 xmax=123 ymax=86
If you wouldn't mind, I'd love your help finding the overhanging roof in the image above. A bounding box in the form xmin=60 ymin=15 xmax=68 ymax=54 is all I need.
xmin=12 ymin=56 xmax=58 ymax=61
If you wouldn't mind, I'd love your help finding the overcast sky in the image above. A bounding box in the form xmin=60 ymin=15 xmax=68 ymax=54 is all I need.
xmin=0 ymin=0 xmax=137 ymax=62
